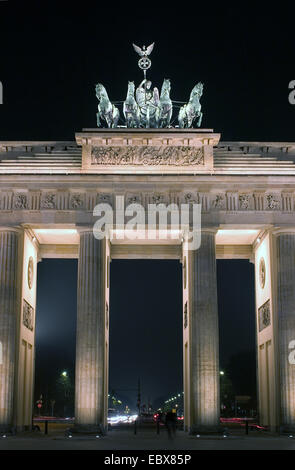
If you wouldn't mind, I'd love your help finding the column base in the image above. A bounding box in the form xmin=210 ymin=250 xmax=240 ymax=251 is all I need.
xmin=0 ymin=424 xmax=16 ymax=435
xmin=189 ymin=424 xmax=225 ymax=435
xmin=279 ymin=424 xmax=295 ymax=435
xmin=67 ymin=423 xmax=106 ymax=436
xmin=16 ymin=425 xmax=33 ymax=433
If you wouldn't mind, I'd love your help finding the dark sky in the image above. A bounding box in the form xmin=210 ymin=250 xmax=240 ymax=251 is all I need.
xmin=35 ymin=259 xmax=77 ymax=407
xmin=0 ymin=3 xmax=294 ymax=141
xmin=109 ymin=260 xmax=183 ymax=409
xmin=0 ymin=3 xmax=293 ymax=411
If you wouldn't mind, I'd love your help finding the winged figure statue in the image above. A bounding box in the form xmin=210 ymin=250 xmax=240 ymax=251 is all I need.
xmin=132 ymin=43 xmax=155 ymax=57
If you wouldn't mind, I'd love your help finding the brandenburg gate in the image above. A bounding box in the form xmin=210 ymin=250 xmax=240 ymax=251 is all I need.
xmin=1 ymin=43 xmax=295 ymax=434
xmin=1 ymin=128 xmax=295 ymax=434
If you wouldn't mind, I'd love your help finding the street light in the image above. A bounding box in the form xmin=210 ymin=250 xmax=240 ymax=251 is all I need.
xmin=220 ymin=371 xmax=224 ymax=376
xmin=62 ymin=371 xmax=67 ymax=377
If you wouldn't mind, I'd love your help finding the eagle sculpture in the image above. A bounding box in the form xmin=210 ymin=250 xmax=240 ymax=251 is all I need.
xmin=132 ymin=43 xmax=155 ymax=57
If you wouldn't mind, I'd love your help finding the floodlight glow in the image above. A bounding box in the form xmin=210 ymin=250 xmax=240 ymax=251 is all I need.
xmin=35 ymin=229 xmax=78 ymax=235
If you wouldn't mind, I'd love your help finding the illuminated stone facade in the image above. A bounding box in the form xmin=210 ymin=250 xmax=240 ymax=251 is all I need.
xmin=1 ymin=129 xmax=295 ymax=433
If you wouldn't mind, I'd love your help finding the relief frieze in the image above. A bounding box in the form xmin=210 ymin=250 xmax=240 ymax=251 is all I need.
xmin=91 ymin=146 xmax=204 ymax=166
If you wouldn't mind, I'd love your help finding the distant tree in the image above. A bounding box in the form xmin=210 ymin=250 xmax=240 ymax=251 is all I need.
xmin=56 ymin=371 xmax=74 ymax=417
xmin=220 ymin=372 xmax=235 ymax=416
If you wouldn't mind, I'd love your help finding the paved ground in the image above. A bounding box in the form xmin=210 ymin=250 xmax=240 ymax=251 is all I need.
xmin=0 ymin=427 xmax=295 ymax=451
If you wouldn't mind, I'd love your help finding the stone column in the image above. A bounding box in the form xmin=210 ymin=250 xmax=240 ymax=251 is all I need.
xmin=190 ymin=229 xmax=220 ymax=433
xmin=275 ymin=232 xmax=295 ymax=431
xmin=74 ymin=230 xmax=106 ymax=434
xmin=0 ymin=229 xmax=19 ymax=433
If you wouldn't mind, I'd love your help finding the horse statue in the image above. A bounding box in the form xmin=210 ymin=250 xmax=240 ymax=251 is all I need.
xmin=123 ymin=81 xmax=140 ymax=128
xmin=178 ymin=82 xmax=203 ymax=128
xmin=95 ymin=83 xmax=120 ymax=128
xmin=157 ymin=78 xmax=172 ymax=128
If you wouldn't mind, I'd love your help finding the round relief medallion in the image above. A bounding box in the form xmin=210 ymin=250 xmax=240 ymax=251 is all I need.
xmin=259 ymin=257 xmax=266 ymax=289
xmin=27 ymin=256 xmax=34 ymax=289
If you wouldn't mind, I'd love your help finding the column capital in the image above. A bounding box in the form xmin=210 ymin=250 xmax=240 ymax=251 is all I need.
xmin=0 ymin=226 xmax=24 ymax=235
xmin=76 ymin=225 xmax=111 ymax=242
xmin=271 ymin=226 xmax=295 ymax=237
xmin=184 ymin=227 xmax=218 ymax=237
xmin=75 ymin=226 xmax=96 ymax=237
xmin=201 ymin=227 xmax=219 ymax=235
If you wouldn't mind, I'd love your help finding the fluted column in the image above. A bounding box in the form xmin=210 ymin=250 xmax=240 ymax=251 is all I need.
xmin=0 ymin=229 xmax=19 ymax=432
xmin=276 ymin=232 xmax=295 ymax=431
xmin=74 ymin=231 xmax=106 ymax=433
xmin=190 ymin=229 xmax=220 ymax=432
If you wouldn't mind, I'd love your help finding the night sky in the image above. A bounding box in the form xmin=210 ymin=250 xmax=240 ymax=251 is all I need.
xmin=0 ymin=3 xmax=294 ymax=141
xmin=0 ymin=2 xmax=294 ymax=411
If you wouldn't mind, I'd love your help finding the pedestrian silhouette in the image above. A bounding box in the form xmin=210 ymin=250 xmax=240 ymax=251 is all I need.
xmin=165 ymin=409 xmax=177 ymax=439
